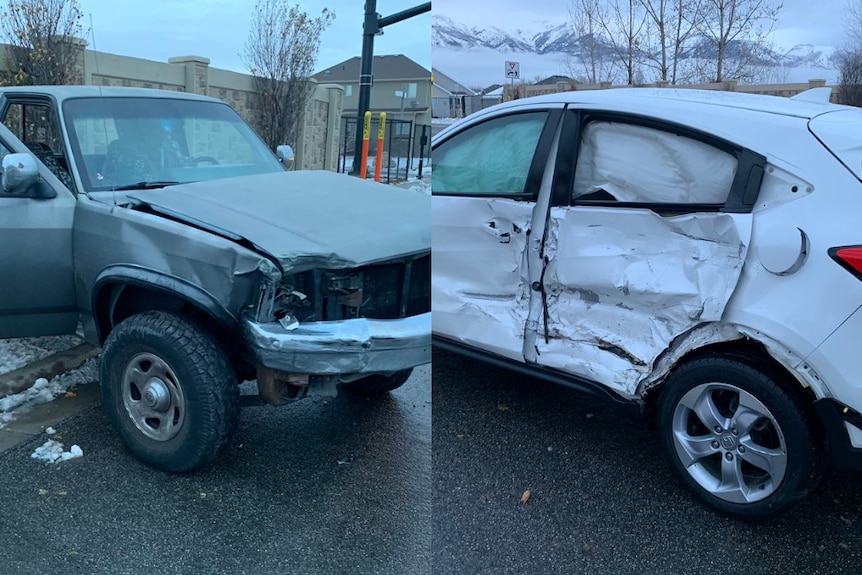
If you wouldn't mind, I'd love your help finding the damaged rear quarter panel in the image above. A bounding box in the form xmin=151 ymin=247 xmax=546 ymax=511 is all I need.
xmin=534 ymin=206 xmax=751 ymax=396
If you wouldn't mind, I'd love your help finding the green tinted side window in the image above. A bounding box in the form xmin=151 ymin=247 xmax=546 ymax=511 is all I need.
xmin=433 ymin=112 xmax=548 ymax=197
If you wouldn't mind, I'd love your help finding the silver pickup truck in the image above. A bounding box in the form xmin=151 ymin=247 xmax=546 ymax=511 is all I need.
xmin=0 ymin=86 xmax=431 ymax=471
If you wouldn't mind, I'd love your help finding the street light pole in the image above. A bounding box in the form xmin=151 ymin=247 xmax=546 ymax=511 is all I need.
xmin=350 ymin=1 xmax=431 ymax=176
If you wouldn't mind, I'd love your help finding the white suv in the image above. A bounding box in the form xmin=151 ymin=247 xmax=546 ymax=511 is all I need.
xmin=432 ymin=87 xmax=862 ymax=520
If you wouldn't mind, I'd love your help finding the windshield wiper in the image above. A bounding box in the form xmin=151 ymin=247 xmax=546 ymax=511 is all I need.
xmin=112 ymin=181 xmax=181 ymax=191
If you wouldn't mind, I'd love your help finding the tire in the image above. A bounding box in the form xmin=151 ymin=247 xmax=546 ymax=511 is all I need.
xmin=657 ymin=356 xmax=821 ymax=521
xmin=100 ymin=311 xmax=239 ymax=472
xmin=340 ymin=369 xmax=413 ymax=395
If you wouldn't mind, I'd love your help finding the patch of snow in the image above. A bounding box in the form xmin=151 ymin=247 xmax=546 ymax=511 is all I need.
xmin=45 ymin=427 xmax=56 ymax=435
xmin=0 ymin=358 xmax=98 ymax=430
xmin=30 ymin=439 xmax=83 ymax=464
xmin=401 ymin=179 xmax=432 ymax=196
xmin=0 ymin=335 xmax=83 ymax=376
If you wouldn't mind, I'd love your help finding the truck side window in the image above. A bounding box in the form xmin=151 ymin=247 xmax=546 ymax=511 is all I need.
xmin=2 ymin=102 xmax=76 ymax=192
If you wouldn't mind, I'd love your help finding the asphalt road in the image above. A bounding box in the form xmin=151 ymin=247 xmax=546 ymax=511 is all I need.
xmin=432 ymin=348 xmax=862 ymax=575
xmin=0 ymin=364 xmax=431 ymax=575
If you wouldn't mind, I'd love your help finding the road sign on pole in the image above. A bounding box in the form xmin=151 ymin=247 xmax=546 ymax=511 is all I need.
xmin=505 ymin=61 xmax=520 ymax=79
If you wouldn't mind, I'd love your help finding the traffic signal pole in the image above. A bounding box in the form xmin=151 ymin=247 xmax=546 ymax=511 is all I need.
xmin=351 ymin=1 xmax=431 ymax=176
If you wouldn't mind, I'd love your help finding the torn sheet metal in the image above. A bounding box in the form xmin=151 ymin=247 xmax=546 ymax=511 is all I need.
xmin=573 ymin=121 xmax=738 ymax=204
xmin=432 ymin=197 xmax=533 ymax=361
xmin=639 ymin=322 xmax=830 ymax=401
xmin=127 ymin=170 xmax=431 ymax=273
xmin=532 ymin=207 xmax=751 ymax=396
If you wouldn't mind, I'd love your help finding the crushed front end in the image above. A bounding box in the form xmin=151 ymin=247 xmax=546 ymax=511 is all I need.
xmin=242 ymin=253 xmax=432 ymax=404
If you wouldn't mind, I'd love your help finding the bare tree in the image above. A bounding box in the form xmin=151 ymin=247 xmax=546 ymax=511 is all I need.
xmin=848 ymin=0 xmax=862 ymax=46
xmin=639 ymin=0 xmax=702 ymax=83
xmin=692 ymin=0 xmax=782 ymax=83
xmin=594 ymin=0 xmax=649 ymax=85
xmin=838 ymin=50 xmax=862 ymax=106
xmin=566 ymin=0 xmax=619 ymax=83
xmin=0 ymin=0 xmax=85 ymax=86
xmin=243 ymin=1 xmax=334 ymax=150
xmin=839 ymin=2 xmax=862 ymax=106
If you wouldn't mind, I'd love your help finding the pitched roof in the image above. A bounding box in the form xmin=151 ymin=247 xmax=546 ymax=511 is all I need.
xmin=431 ymin=68 xmax=476 ymax=96
xmin=313 ymin=55 xmax=431 ymax=82
xmin=534 ymin=75 xmax=576 ymax=85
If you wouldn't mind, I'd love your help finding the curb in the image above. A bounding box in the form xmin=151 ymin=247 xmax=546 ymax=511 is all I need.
xmin=0 ymin=343 xmax=101 ymax=400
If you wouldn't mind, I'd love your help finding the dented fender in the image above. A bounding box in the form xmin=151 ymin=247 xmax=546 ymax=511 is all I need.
xmin=638 ymin=322 xmax=831 ymax=401
xmin=91 ymin=264 xmax=250 ymax=342
xmin=74 ymin=195 xmax=277 ymax=345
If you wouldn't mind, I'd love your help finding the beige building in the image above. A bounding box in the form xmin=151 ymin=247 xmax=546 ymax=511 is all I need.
xmin=313 ymin=55 xmax=432 ymax=128
xmin=0 ymin=43 xmax=344 ymax=171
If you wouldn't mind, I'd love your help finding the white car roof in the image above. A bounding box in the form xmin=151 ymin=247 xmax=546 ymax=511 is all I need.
xmin=492 ymin=87 xmax=848 ymax=120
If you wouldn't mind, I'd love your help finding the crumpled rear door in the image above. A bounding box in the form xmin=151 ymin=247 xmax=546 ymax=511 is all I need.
xmin=528 ymin=115 xmax=764 ymax=397
xmin=533 ymin=208 xmax=752 ymax=395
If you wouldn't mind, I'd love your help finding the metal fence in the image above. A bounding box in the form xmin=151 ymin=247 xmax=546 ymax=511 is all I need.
xmin=432 ymin=95 xmax=502 ymax=119
xmin=338 ymin=116 xmax=430 ymax=183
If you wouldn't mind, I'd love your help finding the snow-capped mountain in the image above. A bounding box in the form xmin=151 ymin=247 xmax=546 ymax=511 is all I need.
xmin=433 ymin=14 xmax=838 ymax=84
xmin=433 ymin=15 xmax=572 ymax=54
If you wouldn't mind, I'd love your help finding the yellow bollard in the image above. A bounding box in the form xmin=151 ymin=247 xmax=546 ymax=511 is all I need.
xmin=359 ymin=111 xmax=371 ymax=179
xmin=374 ymin=112 xmax=386 ymax=183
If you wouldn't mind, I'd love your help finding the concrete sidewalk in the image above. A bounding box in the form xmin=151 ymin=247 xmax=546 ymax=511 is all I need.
xmin=0 ymin=382 xmax=101 ymax=452
xmin=0 ymin=339 xmax=101 ymax=452
xmin=0 ymin=343 xmax=100 ymax=400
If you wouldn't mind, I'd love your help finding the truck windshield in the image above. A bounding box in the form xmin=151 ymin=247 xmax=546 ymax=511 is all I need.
xmin=63 ymin=97 xmax=285 ymax=193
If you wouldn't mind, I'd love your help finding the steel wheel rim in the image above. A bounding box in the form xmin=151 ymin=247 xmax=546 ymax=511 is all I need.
xmin=671 ymin=382 xmax=788 ymax=504
xmin=121 ymin=352 xmax=186 ymax=442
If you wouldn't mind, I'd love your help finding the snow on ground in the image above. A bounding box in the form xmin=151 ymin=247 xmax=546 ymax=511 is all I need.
xmin=31 ymin=438 xmax=83 ymax=464
xmin=0 ymin=356 xmax=99 ymax=430
xmin=404 ymin=179 xmax=432 ymax=195
xmin=0 ymin=335 xmax=83 ymax=376
xmin=340 ymin=155 xmax=432 ymax=182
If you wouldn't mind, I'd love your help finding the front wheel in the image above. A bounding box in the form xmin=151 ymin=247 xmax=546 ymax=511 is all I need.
xmin=100 ymin=311 xmax=239 ymax=472
xmin=657 ymin=356 xmax=821 ymax=520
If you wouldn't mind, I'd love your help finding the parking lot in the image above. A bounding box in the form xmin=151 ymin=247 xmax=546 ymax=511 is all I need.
xmin=432 ymin=348 xmax=862 ymax=575
xmin=0 ymin=365 xmax=430 ymax=575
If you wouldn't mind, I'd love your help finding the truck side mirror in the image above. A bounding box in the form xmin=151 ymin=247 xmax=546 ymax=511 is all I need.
xmin=2 ymin=153 xmax=38 ymax=195
xmin=1 ymin=153 xmax=56 ymax=199
xmin=276 ymin=145 xmax=295 ymax=170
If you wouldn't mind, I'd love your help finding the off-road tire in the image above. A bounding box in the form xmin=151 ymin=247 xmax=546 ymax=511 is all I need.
xmin=100 ymin=310 xmax=239 ymax=472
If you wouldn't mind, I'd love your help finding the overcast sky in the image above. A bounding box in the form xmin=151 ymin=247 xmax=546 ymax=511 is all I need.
xmin=433 ymin=0 xmax=849 ymax=49
xmin=78 ymin=0 xmax=431 ymax=74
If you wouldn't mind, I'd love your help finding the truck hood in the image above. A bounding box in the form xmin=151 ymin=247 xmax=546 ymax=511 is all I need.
xmin=127 ymin=170 xmax=431 ymax=272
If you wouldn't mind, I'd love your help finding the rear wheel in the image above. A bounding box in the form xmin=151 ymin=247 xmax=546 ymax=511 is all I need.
xmin=657 ymin=356 xmax=821 ymax=520
xmin=101 ymin=311 xmax=239 ymax=472
xmin=340 ymin=369 xmax=413 ymax=395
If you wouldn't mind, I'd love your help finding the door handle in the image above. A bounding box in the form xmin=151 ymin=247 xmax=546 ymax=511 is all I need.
xmin=483 ymin=220 xmax=511 ymax=244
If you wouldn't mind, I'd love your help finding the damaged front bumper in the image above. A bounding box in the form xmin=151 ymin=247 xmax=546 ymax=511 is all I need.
xmin=241 ymin=312 xmax=431 ymax=375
